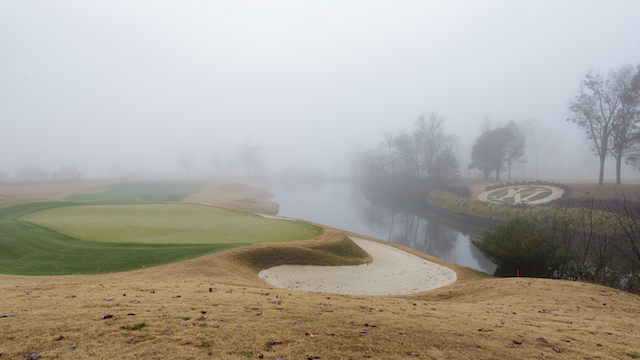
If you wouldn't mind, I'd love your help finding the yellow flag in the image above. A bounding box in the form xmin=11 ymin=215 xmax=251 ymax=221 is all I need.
xmin=136 ymin=197 xmax=140 ymax=202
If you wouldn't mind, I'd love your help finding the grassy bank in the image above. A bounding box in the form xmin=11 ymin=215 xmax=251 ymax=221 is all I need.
xmin=0 ymin=202 xmax=250 ymax=276
xmin=0 ymin=201 xmax=322 ymax=275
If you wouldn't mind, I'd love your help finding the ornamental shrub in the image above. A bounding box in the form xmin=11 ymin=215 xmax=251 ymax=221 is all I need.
xmin=535 ymin=180 xmax=542 ymax=185
xmin=506 ymin=182 xmax=512 ymax=186
xmin=471 ymin=217 xmax=574 ymax=277
xmin=513 ymin=181 xmax=520 ymax=185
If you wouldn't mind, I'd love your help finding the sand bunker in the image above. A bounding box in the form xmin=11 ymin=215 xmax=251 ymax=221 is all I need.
xmin=258 ymin=237 xmax=457 ymax=295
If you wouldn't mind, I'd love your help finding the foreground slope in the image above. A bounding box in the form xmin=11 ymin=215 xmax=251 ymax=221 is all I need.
xmin=1 ymin=229 xmax=639 ymax=359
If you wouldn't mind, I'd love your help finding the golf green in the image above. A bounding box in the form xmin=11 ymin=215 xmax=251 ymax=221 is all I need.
xmin=20 ymin=203 xmax=322 ymax=244
xmin=0 ymin=201 xmax=322 ymax=276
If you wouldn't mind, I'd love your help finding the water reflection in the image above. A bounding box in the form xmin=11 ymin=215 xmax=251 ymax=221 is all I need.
xmin=271 ymin=182 xmax=496 ymax=274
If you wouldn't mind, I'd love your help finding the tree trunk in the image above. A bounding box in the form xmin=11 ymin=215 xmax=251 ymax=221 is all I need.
xmin=598 ymin=152 xmax=606 ymax=187
xmin=616 ymin=155 xmax=622 ymax=186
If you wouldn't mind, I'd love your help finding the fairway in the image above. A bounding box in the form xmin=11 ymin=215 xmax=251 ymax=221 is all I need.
xmin=20 ymin=203 xmax=322 ymax=244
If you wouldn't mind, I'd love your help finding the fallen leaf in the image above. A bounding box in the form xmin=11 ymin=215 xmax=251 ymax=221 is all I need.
xmin=162 ymin=331 xmax=173 ymax=335
xmin=68 ymin=345 xmax=77 ymax=350
xmin=454 ymin=333 xmax=463 ymax=336
xmin=552 ymin=347 xmax=561 ymax=353
xmin=364 ymin=323 xmax=377 ymax=327
xmin=99 ymin=314 xmax=114 ymax=319
xmin=24 ymin=353 xmax=39 ymax=359
xmin=305 ymin=332 xmax=316 ymax=338
xmin=66 ymin=295 xmax=76 ymax=298
xmin=172 ymin=295 xmax=181 ymax=298
xmin=325 ymin=332 xmax=334 ymax=336
xmin=407 ymin=352 xmax=419 ymax=356
xmin=513 ymin=340 xmax=522 ymax=345
xmin=536 ymin=337 xmax=547 ymax=343
xmin=127 ymin=313 xmax=136 ymax=316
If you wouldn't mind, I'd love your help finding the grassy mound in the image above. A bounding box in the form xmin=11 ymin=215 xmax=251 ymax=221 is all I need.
xmin=20 ymin=203 xmax=322 ymax=244
xmin=233 ymin=234 xmax=371 ymax=271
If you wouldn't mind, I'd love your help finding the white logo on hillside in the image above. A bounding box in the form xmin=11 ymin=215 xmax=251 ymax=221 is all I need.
xmin=478 ymin=186 xmax=564 ymax=204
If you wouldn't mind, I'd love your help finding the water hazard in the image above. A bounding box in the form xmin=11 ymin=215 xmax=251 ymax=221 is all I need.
xmin=270 ymin=182 xmax=496 ymax=274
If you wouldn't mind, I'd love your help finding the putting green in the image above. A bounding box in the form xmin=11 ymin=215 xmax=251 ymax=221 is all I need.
xmin=19 ymin=203 xmax=322 ymax=244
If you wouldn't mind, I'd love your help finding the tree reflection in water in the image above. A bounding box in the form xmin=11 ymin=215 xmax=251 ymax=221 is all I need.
xmin=360 ymin=195 xmax=496 ymax=274
xmin=271 ymin=183 xmax=495 ymax=274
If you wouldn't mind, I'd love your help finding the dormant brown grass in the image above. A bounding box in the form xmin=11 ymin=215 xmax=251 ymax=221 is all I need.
xmin=1 ymin=179 xmax=639 ymax=359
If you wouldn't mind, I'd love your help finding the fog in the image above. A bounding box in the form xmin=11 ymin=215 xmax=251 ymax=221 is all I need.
xmin=2 ymin=1 xmax=640 ymax=181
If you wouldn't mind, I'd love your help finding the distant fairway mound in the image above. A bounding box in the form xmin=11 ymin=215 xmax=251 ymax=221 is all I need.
xmin=20 ymin=203 xmax=322 ymax=244
xmin=64 ymin=180 xmax=214 ymax=204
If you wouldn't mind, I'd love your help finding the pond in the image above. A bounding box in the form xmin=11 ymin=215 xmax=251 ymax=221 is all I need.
xmin=270 ymin=182 xmax=496 ymax=274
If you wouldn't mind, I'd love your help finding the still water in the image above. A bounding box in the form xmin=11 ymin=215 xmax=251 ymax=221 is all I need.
xmin=270 ymin=182 xmax=496 ymax=274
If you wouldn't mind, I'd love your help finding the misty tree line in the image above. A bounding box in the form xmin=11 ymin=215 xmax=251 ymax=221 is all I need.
xmin=357 ymin=113 xmax=530 ymax=188
xmin=357 ymin=113 xmax=462 ymax=188
xmin=179 ymin=140 xmax=267 ymax=180
xmin=568 ymin=63 xmax=640 ymax=186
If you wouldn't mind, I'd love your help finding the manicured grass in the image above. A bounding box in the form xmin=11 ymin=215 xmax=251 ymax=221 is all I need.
xmin=20 ymin=203 xmax=322 ymax=244
xmin=0 ymin=202 xmax=246 ymax=275
xmin=64 ymin=180 xmax=214 ymax=204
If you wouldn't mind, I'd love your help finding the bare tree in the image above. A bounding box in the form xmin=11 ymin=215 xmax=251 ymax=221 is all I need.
xmin=382 ymin=131 xmax=398 ymax=176
xmin=614 ymin=65 xmax=640 ymax=181
xmin=394 ymin=131 xmax=419 ymax=178
xmin=238 ymin=141 xmax=264 ymax=179
xmin=568 ymin=66 xmax=637 ymax=187
xmin=414 ymin=113 xmax=444 ymax=178
xmin=432 ymin=135 xmax=461 ymax=186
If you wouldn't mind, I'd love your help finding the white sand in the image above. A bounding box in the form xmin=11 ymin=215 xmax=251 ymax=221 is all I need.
xmin=258 ymin=237 xmax=457 ymax=296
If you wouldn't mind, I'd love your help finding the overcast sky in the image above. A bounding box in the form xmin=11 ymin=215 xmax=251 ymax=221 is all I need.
xmin=2 ymin=1 xmax=639 ymax=179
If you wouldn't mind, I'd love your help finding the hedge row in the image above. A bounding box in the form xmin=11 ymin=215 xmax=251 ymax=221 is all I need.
xmin=484 ymin=180 xmax=572 ymax=197
xmin=426 ymin=190 xmax=617 ymax=234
